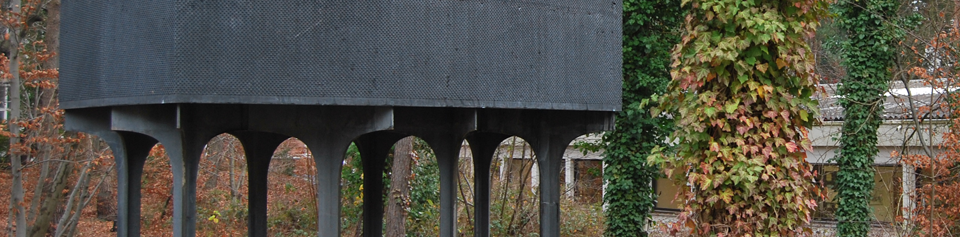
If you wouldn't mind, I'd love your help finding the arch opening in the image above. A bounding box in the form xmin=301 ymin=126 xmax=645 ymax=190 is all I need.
xmin=266 ymin=137 xmax=318 ymax=234
xmin=194 ymin=133 xmax=248 ymax=234
xmin=455 ymin=140 xmax=474 ymax=235
xmin=486 ymin=136 xmax=541 ymax=235
xmin=559 ymin=134 xmax=606 ymax=236
xmin=140 ymin=143 xmax=174 ymax=235
xmin=336 ymin=135 xmax=446 ymax=236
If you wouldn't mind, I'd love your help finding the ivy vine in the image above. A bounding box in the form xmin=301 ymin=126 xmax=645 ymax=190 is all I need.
xmin=834 ymin=0 xmax=900 ymax=235
xmin=649 ymin=0 xmax=828 ymax=234
xmin=601 ymin=0 xmax=681 ymax=235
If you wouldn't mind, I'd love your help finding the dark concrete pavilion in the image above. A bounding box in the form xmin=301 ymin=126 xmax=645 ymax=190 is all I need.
xmin=59 ymin=1 xmax=623 ymax=236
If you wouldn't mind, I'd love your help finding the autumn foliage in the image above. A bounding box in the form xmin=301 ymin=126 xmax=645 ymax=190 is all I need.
xmin=649 ymin=0 xmax=828 ymax=235
xmin=894 ymin=0 xmax=960 ymax=234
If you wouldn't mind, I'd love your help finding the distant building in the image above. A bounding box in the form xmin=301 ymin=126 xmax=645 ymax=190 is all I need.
xmin=653 ymin=80 xmax=948 ymax=226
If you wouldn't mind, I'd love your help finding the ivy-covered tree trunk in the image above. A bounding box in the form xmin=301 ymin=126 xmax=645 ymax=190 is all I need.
xmin=651 ymin=0 xmax=827 ymax=235
xmin=602 ymin=0 xmax=681 ymax=236
xmin=834 ymin=0 xmax=899 ymax=235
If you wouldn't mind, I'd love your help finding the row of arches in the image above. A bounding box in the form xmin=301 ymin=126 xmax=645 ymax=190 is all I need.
xmin=132 ymin=134 xmax=594 ymax=236
xmin=65 ymin=104 xmax=614 ymax=237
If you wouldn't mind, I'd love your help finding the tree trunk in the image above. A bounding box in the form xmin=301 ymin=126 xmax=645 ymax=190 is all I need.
xmin=203 ymin=136 xmax=225 ymax=191
xmin=229 ymin=149 xmax=235 ymax=197
xmin=96 ymin=172 xmax=115 ymax=220
xmin=59 ymin=161 xmax=115 ymax=237
xmin=8 ymin=0 xmax=25 ymax=235
xmin=96 ymin=130 xmax=116 ymax=220
xmin=53 ymin=161 xmax=91 ymax=237
xmin=202 ymin=154 xmax=222 ymax=190
xmin=27 ymin=162 xmax=71 ymax=237
xmin=39 ymin=0 xmax=58 ymax=109
xmin=49 ymin=140 xmax=91 ymax=237
xmin=28 ymin=2 xmax=66 ymax=235
xmin=42 ymin=0 xmax=59 ymax=70
xmin=26 ymin=152 xmax=50 ymax=224
xmin=231 ymin=160 xmax=245 ymax=202
xmin=385 ymin=137 xmax=413 ymax=236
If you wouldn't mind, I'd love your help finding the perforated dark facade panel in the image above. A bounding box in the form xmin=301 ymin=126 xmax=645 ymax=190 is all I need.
xmin=60 ymin=0 xmax=622 ymax=111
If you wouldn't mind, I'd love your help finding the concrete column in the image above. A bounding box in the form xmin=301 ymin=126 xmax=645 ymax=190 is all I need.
xmin=902 ymin=164 xmax=916 ymax=227
xmin=390 ymin=108 xmax=477 ymax=237
xmin=64 ymin=104 xmax=400 ymax=237
xmin=106 ymin=132 xmax=156 ymax=237
xmin=354 ymin=132 xmax=405 ymax=237
xmin=301 ymin=137 xmax=353 ymax=237
xmin=256 ymin=106 xmax=393 ymax=237
xmin=425 ymin=138 xmax=463 ymax=237
xmin=234 ymin=132 xmax=288 ymax=237
xmin=469 ymin=109 xmax=613 ymax=237
xmin=159 ymin=135 xmax=208 ymax=237
xmin=247 ymin=106 xmax=392 ymax=237
xmin=565 ymin=158 xmax=575 ymax=199
xmin=66 ymin=108 xmax=160 ymax=237
xmin=531 ymin=134 xmax=576 ymax=237
xmin=466 ymin=133 xmax=508 ymax=237
xmin=107 ymin=105 xmax=222 ymax=237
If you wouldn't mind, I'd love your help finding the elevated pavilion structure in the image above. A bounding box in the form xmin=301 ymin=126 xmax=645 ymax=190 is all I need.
xmin=60 ymin=1 xmax=622 ymax=236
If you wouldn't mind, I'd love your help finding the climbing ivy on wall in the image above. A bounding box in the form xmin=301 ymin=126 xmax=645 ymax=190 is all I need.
xmin=834 ymin=0 xmax=899 ymax=235
xmin=648 ymin=0 xmax=827 ymax=234
xmin=601 ymin=0 xmax=681 ymax=235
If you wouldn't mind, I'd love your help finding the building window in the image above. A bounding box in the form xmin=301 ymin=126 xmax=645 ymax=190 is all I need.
xmin=812 ymin=164 xmax=901 ymax=223
xmin=653 ymin=164 xmax=903 ymax=223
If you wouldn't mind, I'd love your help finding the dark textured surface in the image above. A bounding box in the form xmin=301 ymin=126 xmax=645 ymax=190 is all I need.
xmin=61 ymin=0 xmax=622 ymax=111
